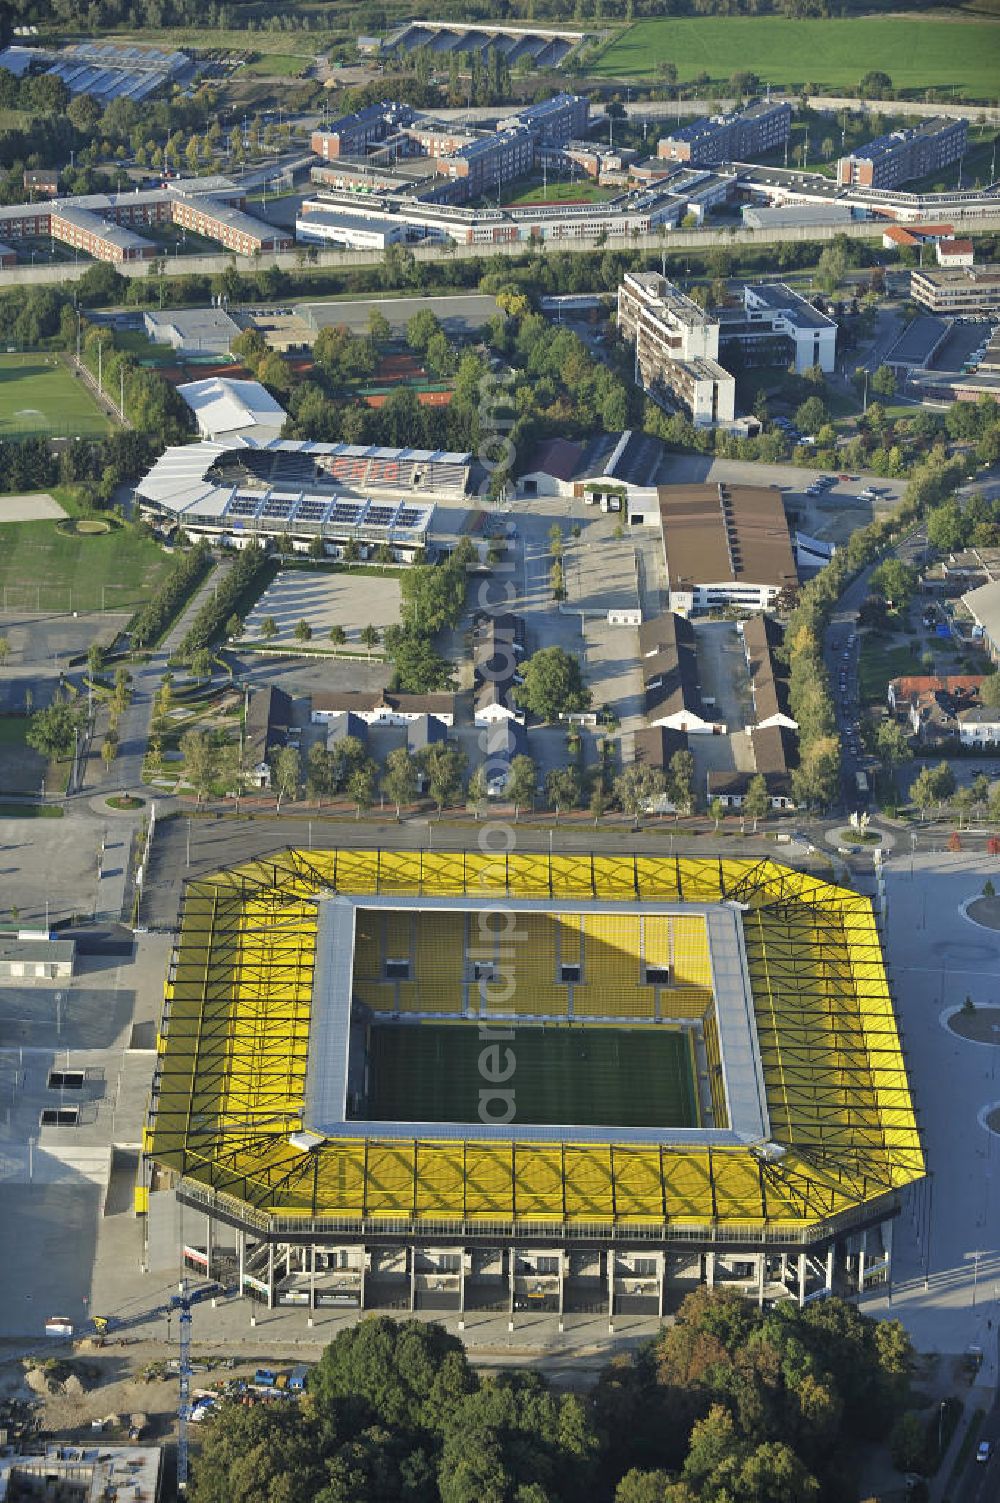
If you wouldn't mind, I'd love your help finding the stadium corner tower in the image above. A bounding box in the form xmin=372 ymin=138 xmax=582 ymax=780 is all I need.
xmin=140 ymin=850 xmax=922 ymax=1319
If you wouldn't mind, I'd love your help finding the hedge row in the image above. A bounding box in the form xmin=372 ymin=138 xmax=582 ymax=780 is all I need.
xmin=131 ymin=542 xmax=211 ymax=649
xmin=179 ymin=545 xmax=269 ymax=658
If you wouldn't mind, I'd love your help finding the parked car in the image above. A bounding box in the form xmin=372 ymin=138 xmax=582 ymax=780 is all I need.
xmin=976 ymin=1440 xmax=992 ymax=1464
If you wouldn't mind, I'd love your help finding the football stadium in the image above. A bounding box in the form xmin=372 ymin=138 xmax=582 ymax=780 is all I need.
xmin=141 ymin=850 xmax=922 ymax=1320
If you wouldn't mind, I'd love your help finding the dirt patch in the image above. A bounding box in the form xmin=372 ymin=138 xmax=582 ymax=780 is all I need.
xmin=0 ymin=492 xmax=66 ymax=522
xmin=967 ymin=895 xmax=1000 ymax=931
xmin=947 ymin=1005 xmax=1000 ymax=1043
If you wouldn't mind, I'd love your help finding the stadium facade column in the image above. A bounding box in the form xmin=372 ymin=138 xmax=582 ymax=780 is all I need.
xmin=359 ymin=1245 xmax=367 ymax=1311
xmin=237 ymin=1227 xmax=246 ymax=1294
xmin=884 ymin=1216 xmax=893 ymax=1293
xmin=858 ymin=1230 xmax=867 ymax=1293
xmin=409 ymin=1249 xmax=416 ymax=1312
xmin=657 ymin=1253 xmax=666 ymax=1319
xmin=705 ymin=1251 xmax=716 ymax=1289
xmin=607 ymin=1252 xmax=615 ymax=1334
xmin=757 ymin=1253 xmax=766 ymax=1308
xmin=457 ymin=1249 xmax=465 ymax=1330
xmin=557 ymin=1255 xmax=565 ymax=1333
xmin=205 ymin=1213 xmax=213 ymax=1279
xmin=308 ymin=1246 xmax=316 ymax=1326
xmin=797 ymin=1251 xmax=807 ymax=1309
xmin=825 ymin=1244 xmax=835 ymax=1296
xmin=508 ymin=1246 xmax=516 ymax=1332
xmin=267 ymin=1242 xmax=275 ymax=1309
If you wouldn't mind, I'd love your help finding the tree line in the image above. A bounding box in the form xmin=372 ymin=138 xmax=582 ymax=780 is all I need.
xmin=187 ymin=1289 xmax=918 ymax=1503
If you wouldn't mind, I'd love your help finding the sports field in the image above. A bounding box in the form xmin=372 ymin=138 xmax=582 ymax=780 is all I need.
xmin=0 ymin=514 xmax=173 ymax=614
xmin=364 ymin=1023 xmax=698 ymax=1129
xmin=593 ymin=17 xmax=1000 ymax=98
xmin=0 ymin=354 xmax=112 ymax=439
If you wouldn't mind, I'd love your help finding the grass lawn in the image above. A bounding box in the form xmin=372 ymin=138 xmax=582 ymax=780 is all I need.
xmin=364 ymin=1025 xmax=698 ymax=1129
xmin=0 ymin=354 xmax=112 ymax=440
xmin=244 ymin=52 xmax=306 ymax=76
xmin=858 ymin=640 xmax=923 ymax=702
xmin=593 ymin=17 xmax=1000 ymax=98
xmin=503 ymin=178 xmax=617 ymax=206
xmin=0 ymin=515 xmax=174 ymax=614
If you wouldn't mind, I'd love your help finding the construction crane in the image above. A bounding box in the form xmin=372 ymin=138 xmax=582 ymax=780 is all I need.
xmin=171 ymin=1280 xmax=193 ymax=1493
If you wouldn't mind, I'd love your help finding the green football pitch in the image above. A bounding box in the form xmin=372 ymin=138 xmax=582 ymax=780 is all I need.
xmin=0 ymin=353 xmax=112 ymax=438
xmin=364 ymin=1024 xmax=698 ymax=1129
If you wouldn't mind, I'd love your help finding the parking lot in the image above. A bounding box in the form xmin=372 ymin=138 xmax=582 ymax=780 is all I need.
xmin=244 ymin=568 xmax=402 ymax=647
xmin=0 ymin=609 xmax=125 ymax=714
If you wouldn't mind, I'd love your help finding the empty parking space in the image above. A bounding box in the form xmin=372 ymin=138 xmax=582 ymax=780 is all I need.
xmin=245 ymin=568 xmax=402 ymax=646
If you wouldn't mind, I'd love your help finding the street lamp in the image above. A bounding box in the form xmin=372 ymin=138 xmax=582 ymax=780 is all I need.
xmin=965 ymin=1249 xmax=987 ymax=1308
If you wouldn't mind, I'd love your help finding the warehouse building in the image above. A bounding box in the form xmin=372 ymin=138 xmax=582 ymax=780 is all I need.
xmin=144 ymin=307 xmax=241 ymax=357
xmin=617 ymin=270 xmax=736 ymax=427
xmin=658 ymin=482 xmax=798 ymax=615
xmin=144 ymin=849 xmax=920 ymax=1317
xmin=658 ymin=99 xmax=791 ymax=167
xmin=910 ymin=263 xmax=1000 ymax=316
xmin=836 ymin=117 xmax=967 ymax=190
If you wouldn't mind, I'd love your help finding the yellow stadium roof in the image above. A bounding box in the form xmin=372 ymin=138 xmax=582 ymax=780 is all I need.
xmin=145 ymin=851 xmax=923 ymax=1243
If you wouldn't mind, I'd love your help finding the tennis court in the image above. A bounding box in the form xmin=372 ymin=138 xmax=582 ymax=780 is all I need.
xmin=364 ymin=1023 xmax=698 ymax=1129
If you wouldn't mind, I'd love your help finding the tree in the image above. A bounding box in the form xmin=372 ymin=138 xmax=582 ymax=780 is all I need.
xmin=871 ymin=364 xmax=896 ymax=399
xmin=870 ymin=558 xmax=917 ymax=608
xmin=546 ymin=765 xmax=582 ymax=817
xmin=180 ymin=729 xmax=215 ymax=801
xmin=795 ymin=395 xmax=828 ymax=435
xmin=190 ymin=648 xmax=213 ymax=682
xmin=273 ymin=745 xmax=301 ymax=803
xmin=744 ymin=774 xmax=770 ymax=832
xmin=328 ymin=624 xmax=347 ymax=647
xmin=816 ymin=241 xmax=848 ymax=294
xmin=225 ymin=614 xmax=242 ymax=641
xmin=101 ymin=736 xmax=117 ymax=769
xmin=307 ymin=534 xmax=326 ymax=561
xmin=360 ymin=624 xmax=381 ymax=653
xmin=514 ymin=647 xmax=591 ymax=723
xmin=980 ymin=672 xmax=1000 ymax=708
xmin=911 ymin=764 xmax=940 ymax=817
xmin=668 ymin=748 xmax=696 ymax=816
xmin=306 ymin=742 xmax=333 ymax=802
xmin=926 ymin=500 xmax=967 ymax=555
xmin=26 ymin=701 xmax=81 ymax=761
xmin=614 ymin=765 xmax=665 ymax=826
xmin=382 ymin=745 xmax=418 ymax=817
xmin=294 ymin=619 xmax=313 ymax=643
xmin=422 ymin=742 xmax=466 ymax=815
xmin=505 ymin=754 xmax=537 ymax=817
xmin=260 ymin=615 xmax=278 ymax=640
xmin=876 ymin=719 xmax=913 ymax=770
xmin=347 ymin=758 xmax=377 ymax=816
xmin=87 ymin=641 xmax=104 ymax=678
xmin=710 ymin=795 xmax=725 ymax=831
xmin=859 ymin=70 xmax=893 ymax=98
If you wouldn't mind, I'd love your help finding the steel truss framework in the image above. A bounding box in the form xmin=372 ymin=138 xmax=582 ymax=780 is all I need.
xmin=143 ymin=851 xmax=923 ymax=1246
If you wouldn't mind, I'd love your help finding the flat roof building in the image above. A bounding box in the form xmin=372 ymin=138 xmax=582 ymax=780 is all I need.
xmin=658 ymin=98 xmax=791 ymax=168
xmin=296 ymin=206 xmax=418 ymax=250
xmin=617 ymin=271 xmax=736 ymax=429
xmin=144 ymin=306 xmax=241 ymax=357
xmin=836 ymin=116 xmax=967 ymax=190
xmin=732 ymin=283 xmax=837 ymax=375
xmin=658 ymin=482 xmax=798 ymax=615
xmin=910 ymin=263 xmax=1000 ymax=317
xmin=311 ymin=101 xmax=415 ymax=159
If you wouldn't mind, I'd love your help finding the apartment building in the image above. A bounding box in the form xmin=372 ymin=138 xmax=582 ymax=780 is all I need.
xmin=657 ymin=98 xmax=791 ymax=167
xmin=503 ymin=92 xmax=589 ymax=147
xmin=433 ymin=126 xmax=535 ymax=198
xmin=910 ymin=263 xmax=1000 ymax=316
xmin=49 ymin=204 xmax=156 ymax=263
xmin=617 ymin=270 xmax=736 ymax=428
xmin=170 ymin=196 xmax=292 ymax=255
xmin=310 ymin=101 xmax=415 ymax=159
xmin=836 ymin=117 xmax=967 ymax=189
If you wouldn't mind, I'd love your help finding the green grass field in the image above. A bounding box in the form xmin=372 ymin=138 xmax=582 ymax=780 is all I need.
xmin=0 ymin=514 xmax=174 ymax=614
xmin=243 ymin=52 xmax=306 ymax=76
xmin=364 ymin=1024 xmax=697 ymax=1129
xmin=858 ymin=640 xmax=923 ymax=701
xmin=594 ymin=17 xmax=1000 ymax=98
xmin=503 ymin=179 xmax=617 ymax=206
xmin=0 ymin=355 xmax=112 ymax=439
